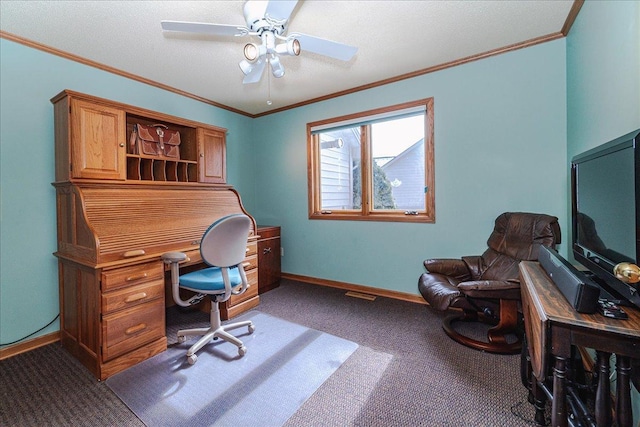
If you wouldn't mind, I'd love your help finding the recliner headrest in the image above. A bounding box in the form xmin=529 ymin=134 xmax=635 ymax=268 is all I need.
xmin=486 ymin=212 xmax=561 ymax=261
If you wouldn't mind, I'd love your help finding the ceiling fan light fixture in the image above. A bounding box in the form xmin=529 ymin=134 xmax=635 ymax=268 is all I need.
xmin=276 ymin=38 xmax=301 ymax=56
xmin=269 ymin=55 xmax=285 ymax=78
xmin=291 ymin=38 xmax=301 ymax=56
xmin=243 ymin=43 xmax=260 ymax=62
xmin=239 ymin=59 xmax=254 ymax=76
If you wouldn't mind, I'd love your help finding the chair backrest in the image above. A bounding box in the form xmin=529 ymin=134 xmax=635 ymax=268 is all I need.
xmin=200 ymin=214 xmax=251 ymax=268
xmin=480 ymin=212 xmax=561 ymax=281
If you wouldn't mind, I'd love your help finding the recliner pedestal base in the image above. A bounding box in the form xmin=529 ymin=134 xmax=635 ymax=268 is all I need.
xmin=442 ymin=301 xmax=521 ymax=354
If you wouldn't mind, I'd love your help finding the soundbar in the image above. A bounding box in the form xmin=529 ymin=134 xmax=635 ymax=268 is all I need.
xmin=537 ymin=246 xmax=600 ymax=313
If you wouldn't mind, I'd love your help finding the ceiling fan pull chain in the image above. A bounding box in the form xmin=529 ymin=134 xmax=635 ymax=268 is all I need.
xmin=267 ymin=65 xmax=272 ymax=106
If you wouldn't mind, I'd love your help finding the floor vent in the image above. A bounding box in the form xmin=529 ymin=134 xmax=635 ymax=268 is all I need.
xmin=345 ymin=291 xmax=377 ymax=301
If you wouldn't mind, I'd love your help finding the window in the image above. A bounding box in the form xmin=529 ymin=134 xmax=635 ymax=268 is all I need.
xmin=307 ymin=98 xmax=434 ymax=222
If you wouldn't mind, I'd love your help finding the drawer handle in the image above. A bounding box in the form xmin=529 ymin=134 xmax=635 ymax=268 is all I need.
xmin=123 ymin=249 xmax=146 ymax=258
xmin=124 ymin=292 xmax=148 ymax=303
xmin=263 ymin=247 xmax=272 ymax=254
xmin=126 ymin=273 xmax=148 ymax=282
xmin=125 ymin=323 xmax=147 ymax=335
xmin=242 ymin=262 xmax=251 ymax=268
xmin=246 ymin=247 xmax=250 ymax=253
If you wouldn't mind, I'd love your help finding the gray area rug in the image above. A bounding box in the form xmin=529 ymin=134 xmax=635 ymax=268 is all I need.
xmin=105 ymin=311 xmax=358 ymax=427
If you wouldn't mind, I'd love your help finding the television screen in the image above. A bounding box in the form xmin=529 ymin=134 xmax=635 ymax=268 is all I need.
xmin=574 ymin=144 xmax=636 ymax=265
xmin=572 ymin=129 xmax=640 ymax=309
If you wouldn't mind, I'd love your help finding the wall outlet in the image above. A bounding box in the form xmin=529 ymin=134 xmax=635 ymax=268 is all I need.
xmin=281 ymin=247 xmax=284 ymax=257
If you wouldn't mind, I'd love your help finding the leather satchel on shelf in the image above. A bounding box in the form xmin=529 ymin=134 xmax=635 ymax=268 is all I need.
xmin=130 ymin=123 xmax=181 ymax=159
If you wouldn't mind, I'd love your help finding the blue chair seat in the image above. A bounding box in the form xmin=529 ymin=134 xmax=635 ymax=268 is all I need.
xmin=180 ymin=266 xmax=242 ymax=292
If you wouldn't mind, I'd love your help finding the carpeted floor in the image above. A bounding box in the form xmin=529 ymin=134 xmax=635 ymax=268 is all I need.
xmin=259 ymin=280 xmax=542 ymax=427
xmin=0 ymin=279 xmax=544 ymax=426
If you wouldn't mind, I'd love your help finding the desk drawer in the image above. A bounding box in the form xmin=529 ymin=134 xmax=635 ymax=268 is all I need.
xmin=102 ymin=261 xmax=164 ymax=291
xmin=242 ymin=254 xmax=258 ymax=272
xmin=102 ymin=279 xmax=164 ymax=314
xmin=257 ymin=226 xmax=280 ymax=240
xmin=246 ymin=241 xmax=257 ymax=257
xmin=102 ymin=299 xmax=165 ymax=362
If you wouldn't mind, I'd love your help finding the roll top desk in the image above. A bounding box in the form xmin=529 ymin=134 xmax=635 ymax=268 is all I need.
xmin=52 ymin=90 xmax=258 ymax=379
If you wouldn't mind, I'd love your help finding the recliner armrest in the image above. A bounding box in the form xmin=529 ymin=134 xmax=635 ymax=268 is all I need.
xmin=423 ymin=258 xmax=471 ymax=281
xmin=458 ymin=279 xmax=521 ymax=300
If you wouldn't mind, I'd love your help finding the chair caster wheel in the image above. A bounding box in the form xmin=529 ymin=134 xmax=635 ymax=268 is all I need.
xmin=248 ymin=324 xmax=255 ymax=334
xmin=238 ymin=346 xmax=247 ymax=357
xmin=187 ymin=354 xmax=197 ymax=365
xmin=177 ymin=335 xmax=186 ymax=343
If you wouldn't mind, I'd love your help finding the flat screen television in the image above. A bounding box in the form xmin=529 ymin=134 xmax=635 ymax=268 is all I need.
xmin=571 ymin=128 xmax=640 ymax=309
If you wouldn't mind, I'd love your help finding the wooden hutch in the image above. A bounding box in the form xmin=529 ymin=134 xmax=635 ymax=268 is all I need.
xmin=51 ymin=90 xmax=259 ymax=380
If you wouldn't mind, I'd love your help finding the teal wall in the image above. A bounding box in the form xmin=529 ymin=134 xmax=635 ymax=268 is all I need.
xmin=251 ymin=40 xmax=567 ymax=294
xmin=0 ymin=34 xmax=568 ymax=346
xmin=567 ymin=0 xmax=640 ymax=156
xmin=566 ymin=0 xmax=640 ymax=423
xmin=0 ymin=36 xmax=568 ymax=345
xmin=0 ymin=39 xmax=256 ymax=345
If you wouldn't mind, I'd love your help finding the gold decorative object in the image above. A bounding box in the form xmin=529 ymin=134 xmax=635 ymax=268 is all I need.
xmin=613 ymin=262 xmax=640 ymax=284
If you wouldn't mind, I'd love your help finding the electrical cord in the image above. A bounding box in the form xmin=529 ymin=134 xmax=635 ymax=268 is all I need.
xmin=510 ymin=400 xmax=549 ymax=425
xmin=0 ymin=314 xmax=60 ymax=346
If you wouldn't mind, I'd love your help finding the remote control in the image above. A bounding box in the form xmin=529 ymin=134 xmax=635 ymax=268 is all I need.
xmin=597 ymin=299 xmax=628 ymax=320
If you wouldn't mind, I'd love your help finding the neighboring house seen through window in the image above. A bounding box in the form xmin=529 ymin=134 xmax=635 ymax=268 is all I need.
xmin=307 ymin=98 xmax=434 ymax=222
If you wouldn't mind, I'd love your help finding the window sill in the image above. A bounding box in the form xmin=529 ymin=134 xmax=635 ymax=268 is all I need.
xmin=309 ymin=212 xmax=434 ymax=223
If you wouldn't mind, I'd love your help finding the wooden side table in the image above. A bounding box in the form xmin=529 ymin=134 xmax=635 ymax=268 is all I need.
xmin=257 ymin=226 xmax=281 ymax=294
xmin=519 ymin=261 xmax=640 ymax=427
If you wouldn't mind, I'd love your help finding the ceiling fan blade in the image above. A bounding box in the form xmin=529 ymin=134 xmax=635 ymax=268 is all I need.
xmin=243 ymin=60 xmax=267 ymax=84
xmin=264 ymin=0 xmax=298 ymax=22
xmin=290 ymin=33 xmax=358 ymax=61
xmin=161 ymin=20 xmax=249 ymax=37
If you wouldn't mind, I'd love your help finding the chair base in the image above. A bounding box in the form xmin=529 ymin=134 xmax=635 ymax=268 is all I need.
xmin=442 ymin=301 xmax=522 ymax=354
xmin=177 ymin=300 xmax=254 ymax=364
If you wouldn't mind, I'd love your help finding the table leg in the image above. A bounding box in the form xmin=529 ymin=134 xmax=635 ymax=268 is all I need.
xmin=532 ymin=377 xmax=547 ymax=425
xmin=595 ymin=351 xmax=612 ymax=427
xmin=615 ymin=355 xmax=632 ymax=427
xmin=552 ymin=356 xmax=568 ymax=427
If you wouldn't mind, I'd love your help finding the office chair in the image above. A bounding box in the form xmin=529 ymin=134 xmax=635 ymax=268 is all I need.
xmin=162 ymin=214 xmax=255 ymax=364
xmin=418 ymin=212 xmax=560 ymax=354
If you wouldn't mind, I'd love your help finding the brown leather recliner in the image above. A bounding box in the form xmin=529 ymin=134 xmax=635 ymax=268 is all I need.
xmin=418 ymin=212 xmax=561 ymax=354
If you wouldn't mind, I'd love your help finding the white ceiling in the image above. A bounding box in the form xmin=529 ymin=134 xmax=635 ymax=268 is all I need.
xmin=0 ymin=0 xmax=576 ymax=116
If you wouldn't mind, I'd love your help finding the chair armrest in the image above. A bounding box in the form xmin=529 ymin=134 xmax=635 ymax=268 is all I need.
xmin=161 ymin=251 xmax=193 ymax=308
xmin=457 ymin=280 xmax=521 ymax=300
xmin=161 ymin=251 xmax=188 ymax=264
xmin=229 ymin=264 xmax=250 ymax=297
xmin=423 ymin=259 xmax=471 ymax=281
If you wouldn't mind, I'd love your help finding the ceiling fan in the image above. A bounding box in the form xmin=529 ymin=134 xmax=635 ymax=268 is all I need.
xmin=161 ymin=0 xmax=358 ymax=84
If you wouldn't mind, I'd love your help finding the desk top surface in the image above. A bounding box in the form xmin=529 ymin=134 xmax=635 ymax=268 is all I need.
xmin=519 ymin=261 xmax=640 ymax=341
